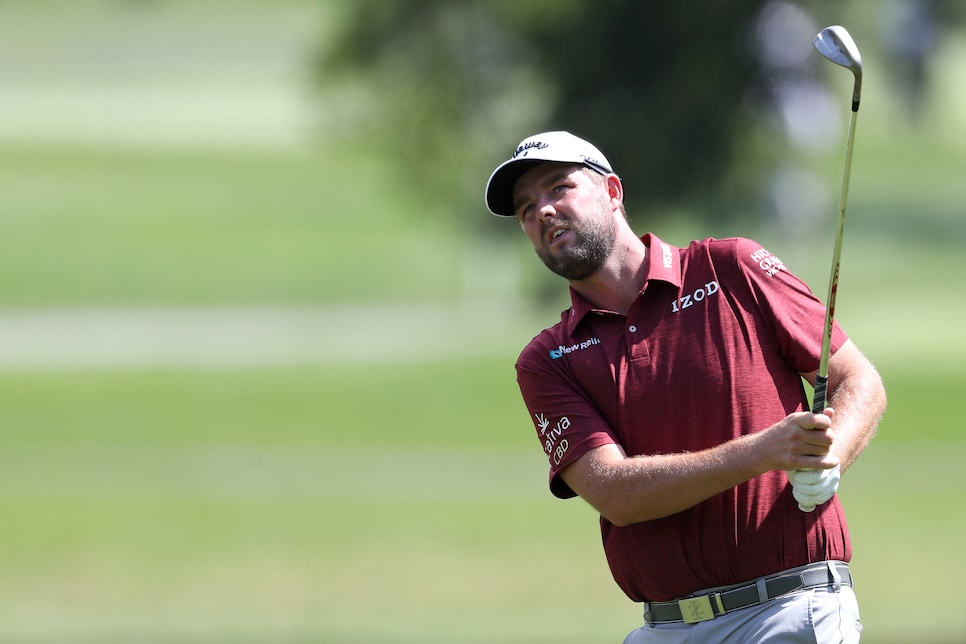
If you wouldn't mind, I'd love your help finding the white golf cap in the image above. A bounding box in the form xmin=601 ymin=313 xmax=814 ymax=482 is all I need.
xmin=484 ymin=131 xmax=614 ymax=217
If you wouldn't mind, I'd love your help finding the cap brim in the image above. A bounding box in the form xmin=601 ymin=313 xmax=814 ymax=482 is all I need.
xmin=484 ymin=159 xmax=547 ymax=217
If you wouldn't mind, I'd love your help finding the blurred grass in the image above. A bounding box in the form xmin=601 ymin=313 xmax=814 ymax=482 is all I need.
xmin=0 ymin=360 xmax=526 ymax=447
xmin=0 ymin=146 xmax=461 ymax=307
xmin=0 ymin=363 xmax=963 ymax=642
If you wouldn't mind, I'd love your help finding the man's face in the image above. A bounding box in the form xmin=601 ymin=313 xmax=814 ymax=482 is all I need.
xmin=512 ymin=163 xmax=617 ymax=281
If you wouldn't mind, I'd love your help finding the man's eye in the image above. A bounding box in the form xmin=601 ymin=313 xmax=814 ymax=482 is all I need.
xmin=552 ymin=183 xmax=570 ymax=194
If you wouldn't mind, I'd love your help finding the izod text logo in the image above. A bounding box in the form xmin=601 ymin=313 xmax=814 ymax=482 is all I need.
xmin=671 ymin=281 xmax=720 ymax=313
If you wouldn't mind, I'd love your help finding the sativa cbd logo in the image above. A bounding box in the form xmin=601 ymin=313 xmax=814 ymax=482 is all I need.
xmin=534 ymin=413 xmax=571 ymax=465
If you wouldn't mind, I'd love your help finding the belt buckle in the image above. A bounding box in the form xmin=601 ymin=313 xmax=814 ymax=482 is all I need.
xmin=678 ymin=595 xmax=715 ymax=624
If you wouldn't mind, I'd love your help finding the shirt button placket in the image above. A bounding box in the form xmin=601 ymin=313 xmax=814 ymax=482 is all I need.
xmin=627 ymin=322 xmax=649 ymax=361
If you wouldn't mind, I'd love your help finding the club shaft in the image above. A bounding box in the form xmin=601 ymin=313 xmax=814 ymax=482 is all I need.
xmin=811 ymin=107 xmax=858 ymax=414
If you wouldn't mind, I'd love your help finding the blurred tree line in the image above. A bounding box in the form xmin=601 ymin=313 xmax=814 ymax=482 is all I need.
xmin=317 ymin=0 xmax=962 ymax=228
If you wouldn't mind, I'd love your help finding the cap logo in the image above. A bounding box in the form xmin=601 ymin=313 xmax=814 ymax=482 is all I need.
xmin=512 ymin=141 xmax=549 ymax=159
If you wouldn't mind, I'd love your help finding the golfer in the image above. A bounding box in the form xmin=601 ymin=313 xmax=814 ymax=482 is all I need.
xmin=484 ymin=131 xmax=886 ymax=642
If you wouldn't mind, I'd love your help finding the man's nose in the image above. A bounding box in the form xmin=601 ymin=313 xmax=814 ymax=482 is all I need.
xmin=537 ymin=200 xmax=557 ymax=219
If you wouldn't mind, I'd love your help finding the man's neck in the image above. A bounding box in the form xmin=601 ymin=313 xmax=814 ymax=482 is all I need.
xmin=569 ymin=236 xmax=648 ymax=316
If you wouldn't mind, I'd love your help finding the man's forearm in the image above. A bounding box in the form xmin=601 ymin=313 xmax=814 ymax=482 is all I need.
xmin=578 ymin=437 xmax=766 ymax=526
xmin=826 ymin=342 xmax=887 ymax=472
xmin=563 ymin=410 xmax=836 ymax=526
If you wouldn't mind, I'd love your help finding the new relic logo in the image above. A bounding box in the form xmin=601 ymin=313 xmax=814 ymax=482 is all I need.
xmin=549 ymin=337 xmax=601 ymax=359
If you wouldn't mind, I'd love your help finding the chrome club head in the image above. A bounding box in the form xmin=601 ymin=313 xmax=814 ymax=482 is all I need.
xmin=813 ymin=25 xmax=863 ymax=109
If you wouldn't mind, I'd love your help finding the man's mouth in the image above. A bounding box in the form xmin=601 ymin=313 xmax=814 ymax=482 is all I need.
xmin=547 ymin=226 xmax=570 ymax=246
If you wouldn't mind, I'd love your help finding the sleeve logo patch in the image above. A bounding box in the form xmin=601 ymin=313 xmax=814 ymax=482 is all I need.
xmin=750 ymin=248 xmax=786 ymax=277
xmin=534 ymin=413 xmax=571 ymax=465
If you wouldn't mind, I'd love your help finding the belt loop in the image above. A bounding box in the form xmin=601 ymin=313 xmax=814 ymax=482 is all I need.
xmin=827 ymin=561 xmax=842 ymax=591
xmin=713 ymin=592 xmax=726 ymax=615
xmin=755 ymin=578 xmax=768 ymax=604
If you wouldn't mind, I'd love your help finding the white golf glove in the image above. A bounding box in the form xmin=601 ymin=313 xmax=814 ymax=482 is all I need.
xmin=791 ymin=464 xmax=841 ymax=512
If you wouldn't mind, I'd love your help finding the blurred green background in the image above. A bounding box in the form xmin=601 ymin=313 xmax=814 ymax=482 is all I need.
xmin=0 ymin=1 xmax=963 ymax=643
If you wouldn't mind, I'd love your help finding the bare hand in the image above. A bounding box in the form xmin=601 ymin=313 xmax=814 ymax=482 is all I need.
xmin=751 ymin=409 xmax=839 ymax=472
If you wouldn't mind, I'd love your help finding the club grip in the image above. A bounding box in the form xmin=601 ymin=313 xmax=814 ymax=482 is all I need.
xmin=811 ymin=375 xmax=828 ymax=413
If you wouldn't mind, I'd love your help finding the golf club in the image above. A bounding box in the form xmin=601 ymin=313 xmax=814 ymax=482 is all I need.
xmin=798 ymin=25 xmax=863 ymax=512
xmin=810 ymin=25 xmax=862 ymax=414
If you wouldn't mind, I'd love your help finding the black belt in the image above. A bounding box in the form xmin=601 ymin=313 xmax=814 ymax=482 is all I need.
xmin=644 ymin=561 xmax=852 ymax=625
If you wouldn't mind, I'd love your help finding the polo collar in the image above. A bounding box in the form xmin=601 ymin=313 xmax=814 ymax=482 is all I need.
xmin=566 ymin=233 xmax=682 ymax=334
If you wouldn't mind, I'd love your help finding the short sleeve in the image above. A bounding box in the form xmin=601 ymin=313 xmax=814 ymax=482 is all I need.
xmin=727 ymin=238 xmax=848 ymax=374
xmin=516 ymin=334 xmax=617 ymax=499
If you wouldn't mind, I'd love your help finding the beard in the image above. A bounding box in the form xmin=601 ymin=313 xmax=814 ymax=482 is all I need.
xmin=537 ymin=214 xmax=617 ymax=281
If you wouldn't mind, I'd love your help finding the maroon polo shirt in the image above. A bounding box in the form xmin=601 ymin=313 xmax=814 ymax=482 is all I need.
xmin=516 ymin=234 xmax=850 ymax=602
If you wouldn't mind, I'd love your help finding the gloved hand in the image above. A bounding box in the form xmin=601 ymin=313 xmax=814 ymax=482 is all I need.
xmin=791 ymin=464 xmax=841 ymax=512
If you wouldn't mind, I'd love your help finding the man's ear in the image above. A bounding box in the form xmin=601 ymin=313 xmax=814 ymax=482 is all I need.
xmin=605 ymin=174 xmax=624 ymax=203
